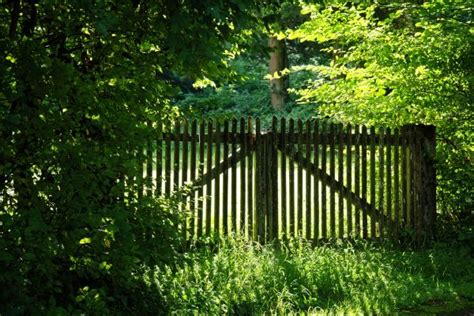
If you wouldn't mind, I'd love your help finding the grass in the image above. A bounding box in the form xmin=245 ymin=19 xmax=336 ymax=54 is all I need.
xmin=144 ymin=238 xmax=474 ymax=315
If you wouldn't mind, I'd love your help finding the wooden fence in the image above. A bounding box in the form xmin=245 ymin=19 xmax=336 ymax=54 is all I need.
xmin=140 ymin=117 xmax=436 ymax=244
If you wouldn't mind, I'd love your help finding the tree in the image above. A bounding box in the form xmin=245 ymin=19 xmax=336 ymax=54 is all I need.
xmin=289 ymin=1 xmax=473 ymax=218
xmin=0 ymin=0 xmax=260 ymax=313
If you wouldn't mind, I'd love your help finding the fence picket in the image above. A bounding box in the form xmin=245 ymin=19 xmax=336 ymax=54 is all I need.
xmin=182 ymin=120 xmax=189 ymax=238
xmin=214 ymin=122 xmax=221 ymax=235
xmin=288 ymin=119 xmax=295 ymax=236
xmin=197 ymin=122 xmax=205 ymax=237
xmin=190 ymin=120 xmax=197 ymax=237
xmin=361 ymin=126 xmax=368 ymax=238
xmin=313 ymin=121 xmax=320 ymax=241
xmin=338 ymin=124 xmax=344 ymax=238
xmin=370 ymin=126 xmax=376 ymax=238
xmin=329 ymin=123 xmax=336 ymax=238
xmin=354 ymin=126 xmax=361 ymax=237
xmin=346 ymin=124 xmax=352 ymax=237
xmin=247 ymin=118 xmax=254 ymax=239
xmin=280 ymin=118 xmax=287 ymax=238
xmin=297 ymin=120 xmax=304 ymax=235
xmin=378 ymin=127 xmax=385 ymax=239
xmin=240 ymin=118 xmax=246 ymax=234
xmin=386 ymin=127 xmax=392 ymax=237
xmin=223 ymin=121 xmax=229 ymax=235
xmin=206 ymin=121 xmax=213 ymax=236
xmin=305 ymin=120 xmax=312 ymax=239
xmin=321 ymin=122 xmax=327 ymax=239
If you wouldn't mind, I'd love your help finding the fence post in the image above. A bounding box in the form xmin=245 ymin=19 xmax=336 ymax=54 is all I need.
xmin=415 ymin=125 xmax=436 ymax=244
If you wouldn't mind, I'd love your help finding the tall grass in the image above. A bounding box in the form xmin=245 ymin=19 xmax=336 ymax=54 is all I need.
xmin=144 ymin=238 xmax=474 ymax=314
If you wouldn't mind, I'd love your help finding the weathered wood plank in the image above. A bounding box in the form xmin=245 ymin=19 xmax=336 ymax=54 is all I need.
xmin=297 ymin=120 xmax=304 ymax=235
xmin=386 ymin=127 xmax=392 ymax=237
xmin=394 ymin=128 xmax=400 ymax=237
xmin=247 ymin=118 xmax=254 ymax=239
xmin=370 ymin=126 xmax=376 ymax=239
xmin=346 ymin=124 xmax=352 ymax=237
xmin=206 ymin=121 xmax=213 ymax=236
xmin=288 ymin=119 xmax=295 ymax=236
xmin=313 ymin=121 xmax=320 ymax=241
xmin=190 ymin=120 xmax=197 ymax=237
xmin=156 ymin=119 xmax=163 ymax=196
xmin=240 ymin=118 xmax=246 ymax=234
xmin=197 ymin=122 xmax=205 ymax=237
xmin=305 ymin=120 xmax=312 ymax=240
xmin=214 ymin=122 xmax=221 ymax=235
xmin=223 ymin=121 xmax=229 ymax=235
xmin=280 ymin=118 xmax=287 ymax=238
xmin=338 ymin=124 xmax=344 ymax=238
xmin=231 ymin=119 xmax=238 ymax=233
xmin=329 ymin=123 xmax=336 ymax=238
xmin=182 ymin=120 xmax=189 ymax=238
xmin=378 ymin=127 xmax=385 ymax=239
xmin=354 ymin=125 xmax=361 ymax=237
xmin=361 ymin=126 xmax=368 ymax=238
xmin=321 ymin=122 xmax=327 ymax=239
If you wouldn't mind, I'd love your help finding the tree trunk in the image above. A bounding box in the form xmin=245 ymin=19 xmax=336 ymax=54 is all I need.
xmin=269 ymin=36 xmax=289 ymax=110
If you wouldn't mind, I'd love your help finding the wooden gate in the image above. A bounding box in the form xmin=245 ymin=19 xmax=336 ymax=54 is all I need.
xmin=141 ymin=117 xmax=436 ymax=243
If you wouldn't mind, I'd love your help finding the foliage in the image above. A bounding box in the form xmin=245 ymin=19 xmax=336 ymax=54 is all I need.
xmin=175 ymin=56 xmax=318 ymax=128
xmin=288 ymin=1 xmax=473 ymax=219
xmin=0 ymin=0 xmax=261 ymax=313
xmin=149 ymin=238 xmax=474 ymax=314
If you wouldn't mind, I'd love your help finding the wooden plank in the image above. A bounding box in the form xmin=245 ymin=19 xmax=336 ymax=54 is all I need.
xmin=401 ymin=127 xmax=408 ymax=228
xmin=256 ymin=118 xmax=265 ymax=241
xmin=137 ymin=144 xmax=144 ymax=200
xmin=271 ymin=117 xmax=279 ymax=240
xmin=346 ymin=124 xmax=352 ymax=237
xmin=305 ymin=120 xmax=312 ymax=240
xmin=361 ymin=126 xmax=368 ymax=238
xmin=160 ymin=132 xmax=403 ymax=145
xmin=146 ymin=125 xmax=153 ymax=197
xmin=206 ymin=121 xmax=213 ymax=236
xmin=197 ymin=122 xmax=205 ymax=237
xmin=354 ymin=125 xmax=361 ymax=237
xmin=190 ymin=120 xmax=197 ymax=238
xmin=408 ymin=126 xmax=415 ymax=229
xmin=222 ymin=121 xmax=229 ymax=235
xmin=182 ymin=120 xmax=189 ymax=239
xmin=378 ymin=127 xmax=385 ymax=239
xmin=214 ymin=122 xmax=221 ymax=235
xmin=165 ymin=121 xmax=172 ymax=197
xmin=394 ymin=128 xmax=400 ymax=237
xmin=173 ymin=120 xmax=181 ymax=195
xmin=240 ymin=118 xmax=246 ymax=234
xmin=156 ymin=119 xmax=163 ymax=196
xmin=247 ymin=117 xmax=254 ymax=239
xmin=321 ymin=121 xmax=327 ymax=239
xmin=338 ymin=124 xmax=344 ymax=238
xmin=297 ymin=119 xmax=304 ymax=235
xmin=280 ymin=118 xmax=287 ymax=238
xmin=386 ymin=127 xmax=392 ymax=237
xmin=370 ymin=126 xmax=376 ymax=239
xmin=329 ymin=123 xmax=336 ymax=238
xmin=288 ymin=119 xmax=295 ymax=236
xmin=231 ymin=119 xmax=238 ymax=233
xmin=313 ymin=120 xmax=320 ymax=240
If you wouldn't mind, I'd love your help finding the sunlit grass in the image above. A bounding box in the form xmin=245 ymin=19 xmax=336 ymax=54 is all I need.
xmin=145 ymin=238 xmax=474 ymax=315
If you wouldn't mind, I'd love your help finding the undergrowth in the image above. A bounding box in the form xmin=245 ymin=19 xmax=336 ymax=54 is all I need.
xmin=146 ymin=238 xmax=474 ymax=315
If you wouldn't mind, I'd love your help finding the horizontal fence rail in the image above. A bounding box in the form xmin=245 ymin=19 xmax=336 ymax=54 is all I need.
xmin=139 ymin=117 xmax=436 ymax=244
